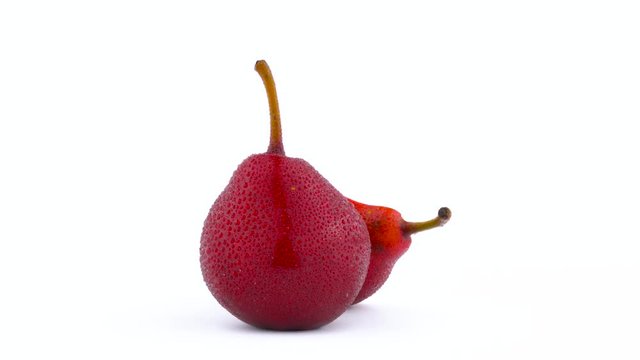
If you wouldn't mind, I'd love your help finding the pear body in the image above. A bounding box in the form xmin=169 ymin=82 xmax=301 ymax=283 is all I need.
xmin=201 ymin=153 xmax=370 ymax=330
xmin=349 ymin=200 xmax=411 ymax=304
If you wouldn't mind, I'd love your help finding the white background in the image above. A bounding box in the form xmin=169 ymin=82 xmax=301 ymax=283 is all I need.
xmin=1 ymin=1 xmax=639 ymax=359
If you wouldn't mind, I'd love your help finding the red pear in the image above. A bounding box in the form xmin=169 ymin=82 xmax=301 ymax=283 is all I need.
xmin=349 ymin=200 xmax=451 ymax=304
xmin=200 ymin=61 xmax=370 ymax=330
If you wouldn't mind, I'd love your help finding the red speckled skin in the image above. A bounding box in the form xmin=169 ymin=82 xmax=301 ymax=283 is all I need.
xmin=349 ymin=200 xmax=411 ymax=304
xmin=201 ymin=154 xmax=370 ymax=330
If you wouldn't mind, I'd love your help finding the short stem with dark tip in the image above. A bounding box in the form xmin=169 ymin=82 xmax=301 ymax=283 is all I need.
xmin=401 ymin=207 xmax=452 ymax=235
xmin=255 ymin=60 xmax=284 ymax=155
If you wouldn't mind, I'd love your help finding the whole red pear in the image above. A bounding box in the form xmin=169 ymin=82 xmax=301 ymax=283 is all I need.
xmin=200 ymin=61 xmax=370 ymax=330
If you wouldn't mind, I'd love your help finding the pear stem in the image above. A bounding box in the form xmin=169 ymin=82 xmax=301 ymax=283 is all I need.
xmin=402 ymin=207 xmax=451 ymax=235
xmin=255 ymin=60 xmax=284 ymax=155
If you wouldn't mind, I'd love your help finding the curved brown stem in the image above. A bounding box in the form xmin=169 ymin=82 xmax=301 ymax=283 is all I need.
xmin=401 ymin=207 xmax=451 ymax=235
xmin=255 ymin=60 xmax=284 ymax=155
